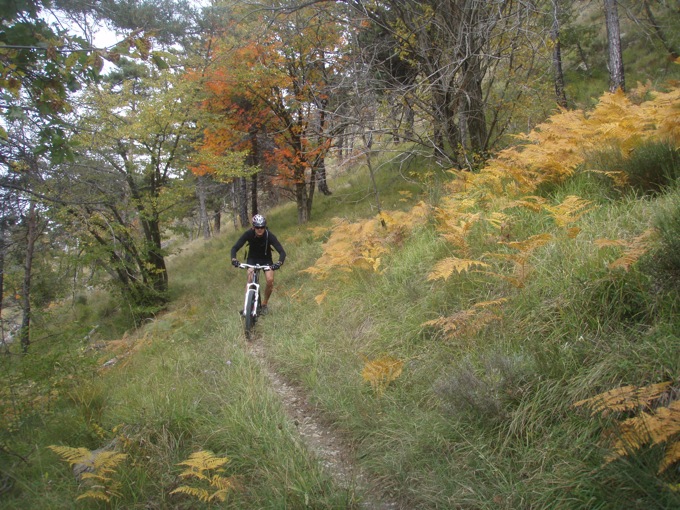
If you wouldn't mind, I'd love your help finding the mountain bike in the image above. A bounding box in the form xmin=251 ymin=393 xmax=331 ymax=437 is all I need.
xmin=237 ymin=263 xmax=272 ymax=339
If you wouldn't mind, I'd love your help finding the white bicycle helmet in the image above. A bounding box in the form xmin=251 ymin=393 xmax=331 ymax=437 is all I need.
xmin=252 ymin=214 xmax=266 ymax=227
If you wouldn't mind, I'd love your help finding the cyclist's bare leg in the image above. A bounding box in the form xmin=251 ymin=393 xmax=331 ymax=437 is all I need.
xmin=262 ymin=270 xmax=274 ymax=305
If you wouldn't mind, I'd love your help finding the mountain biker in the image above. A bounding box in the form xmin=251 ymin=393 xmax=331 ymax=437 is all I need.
xmin=230 ymin=214 xmax=286 ymax=315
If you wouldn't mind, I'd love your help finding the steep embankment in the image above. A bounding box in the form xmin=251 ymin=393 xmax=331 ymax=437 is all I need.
xmin=2 ymin=88 xmax=678 ymax=509
xmin=249 ymin=90 xmax=680 ymax=509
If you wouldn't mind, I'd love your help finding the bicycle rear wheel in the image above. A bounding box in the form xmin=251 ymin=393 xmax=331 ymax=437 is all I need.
xmin=244 ymin=290 xmax=257 ymax=339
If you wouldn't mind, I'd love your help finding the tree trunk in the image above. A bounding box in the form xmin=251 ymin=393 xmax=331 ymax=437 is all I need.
xmin=363 ymin=136 xmax=385 ymax=228
xmin=551 ymin=0 xmax=568 ymax=108
xmin=251 ymin=173 xmax=258 ymax=217
xmin=295 ymin=167 xmax=311 ymax=225
xmin=604 ymin=0 xmax=625 ymax=92
xmin=404 ymin=99 xmax=414 ymax=138
xmin=146 ymin=218 xmax=168 ymax=294
xmin=576 ymin=41 xmax=590 ymax=73
xmin=213 ymin=205 xmax=221 ymax=234
xmin=18 ymin=202 xmax=39 ymax=353
xmin=462 ymin=59 xmax=488 ymax=152
xmin=642 ymin=1 xmax=679 ymax=59
xmin=316 ymin=158 xmax=332 ymax=196
xmin=249 ymin=127 xmax=259 ymax=216
xmin=0 ymin=220 xmax=6 ymax=352
xmin=238 ymin=177 xmax=248 ymax=227
xmin=196 ymin=174 xmax=211 ymax=239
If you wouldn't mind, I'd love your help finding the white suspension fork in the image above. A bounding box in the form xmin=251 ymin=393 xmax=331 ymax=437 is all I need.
xmin=243 ymin=282 xmax=260 ymax=316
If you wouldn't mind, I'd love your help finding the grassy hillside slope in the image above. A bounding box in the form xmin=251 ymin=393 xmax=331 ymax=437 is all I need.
xmin=2 ymin=98 xmax=679 ymax=508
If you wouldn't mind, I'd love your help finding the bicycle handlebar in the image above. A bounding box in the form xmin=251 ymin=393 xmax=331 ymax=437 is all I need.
xmin=237 ymin=263 xmax=272 ymax=271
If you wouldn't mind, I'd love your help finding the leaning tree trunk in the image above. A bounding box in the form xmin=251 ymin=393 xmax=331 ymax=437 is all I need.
xmin=604 ymin=0 xmax=625 ymax=92
xmin=642 ymin=1 xmax=679 ymax=59
xmin=316 ymin=158 xmax=332 ymax=196
xmin=551 ymin=0 xmax=568 ymax=108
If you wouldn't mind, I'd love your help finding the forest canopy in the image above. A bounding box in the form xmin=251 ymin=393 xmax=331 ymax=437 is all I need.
xmin=1 ymin=0 xmax=679 ymax=344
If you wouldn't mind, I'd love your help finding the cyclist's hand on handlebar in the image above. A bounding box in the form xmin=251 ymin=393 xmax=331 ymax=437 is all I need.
xmin=272 ymin=261 xmax=282 ymax=270
xmin=231 ymin=258 xmax=240 ymax=268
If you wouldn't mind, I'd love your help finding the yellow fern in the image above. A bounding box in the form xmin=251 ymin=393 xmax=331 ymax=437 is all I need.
xmin=361 ymin=356 xmax=404 ymax=396
xmin=499 ymin=233 xmax=554 ymax=253
xmin=595 ymin=228 xmax=657 ymax=271
xmin=573 ymin=382 xmax=680 ymax=474
xmin=463 ymin=88 xmax=680 ymax=199
xmin=659 ymin=440 xmax=680 ymax=474
xmin=573 ymin=381 xmax=672 ymax=416
xmin=609 ymin=400 xmax=680 ymax=468
xmin=315 ymin=290 xmax=328 ymax=305
xmin=500 ymin=196 xmax=547 ymax=212
xmin=483 ymin=233 xmax=553 ymax=287
xmin=48 ymin=445 xmax=92 ymax=466
xmin=422 ymin=299 xmax=506 ymax=339
xmin=483 ymin=211 xmax=512 ymax=229
xmin=171 ymin=486 xmax=212 ymax=502
xmin=303 ymin=202 xmax=430 ymax=279
xmin=171 ymin=450 xmax=235 ymax=503
xmin=48 ymin=445 xmax=126 ymax=503
xmin=427 ymin=257 xmax=490 ymax=281
xmin=177 ymin=450 xmax=229 ymax=478
xmin=542 ymin=195 xmax=595 ymax=229
xmin=77 ymin=489 xmax=115 ymax=502
xmin=307 ymin=225 xmax=333 ymax=239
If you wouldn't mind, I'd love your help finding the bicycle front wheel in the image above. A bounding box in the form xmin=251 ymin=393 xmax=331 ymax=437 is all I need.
xmin=244 ymin=290 xmax=257 ymax=339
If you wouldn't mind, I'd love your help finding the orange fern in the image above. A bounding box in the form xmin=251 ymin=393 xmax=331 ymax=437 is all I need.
xmin=595 ymin=228 xmax=657 ymax=271
xmin=573 ymin=382 xmax=680 ymax=474
xmin=422 ymin=299 xmax=506 ymax=339
xmin=542 ymin=195 xmax=595 ymax=233
xmin=361 ymin=356 xmax=404 ymax=396
xmin=427 ymin=257 xmax=490 ymax=281
xmin=484 ymin=233 xmax=553 ymax=288
xmin=573 ymin=381 xmax=673 ymax=416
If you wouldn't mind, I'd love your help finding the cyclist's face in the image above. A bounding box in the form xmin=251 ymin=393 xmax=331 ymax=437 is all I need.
xmin=254 ymin=226 xmax=265 ymax=237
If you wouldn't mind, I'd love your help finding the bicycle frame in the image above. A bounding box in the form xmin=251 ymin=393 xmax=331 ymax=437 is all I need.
xmin=238 ymin=263 xmax=272 ymax=319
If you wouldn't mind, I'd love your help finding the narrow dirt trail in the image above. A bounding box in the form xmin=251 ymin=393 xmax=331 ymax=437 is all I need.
xmin=247 ymin=338 xmax=402 ymax=510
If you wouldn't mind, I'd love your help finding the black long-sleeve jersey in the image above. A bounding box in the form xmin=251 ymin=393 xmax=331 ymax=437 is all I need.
xmin=230 ymin=228 xmax=286 ymax=264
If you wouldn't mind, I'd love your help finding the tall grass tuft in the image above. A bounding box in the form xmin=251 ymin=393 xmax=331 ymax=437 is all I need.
xmin=652 ymin=187 xmax=680 ymax=272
